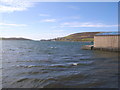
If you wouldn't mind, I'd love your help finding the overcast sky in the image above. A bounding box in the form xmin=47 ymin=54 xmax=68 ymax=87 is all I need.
xmin=0 ymin=0 xmax=118 ymax=40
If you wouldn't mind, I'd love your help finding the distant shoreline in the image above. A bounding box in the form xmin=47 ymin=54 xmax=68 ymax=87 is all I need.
xmin=0 ymin=39 xmax=91 ymax=43
xmin=0 ymin=32 xmax=103 ymax=42
xmin=0 ymin=37 xmax=33 ymax=41
xmin=40 ymin=40 xmax=92 ymax=43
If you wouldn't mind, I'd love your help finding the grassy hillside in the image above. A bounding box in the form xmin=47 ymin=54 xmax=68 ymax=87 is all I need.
xmin=51 ymin=32 xmax=102 ymax=42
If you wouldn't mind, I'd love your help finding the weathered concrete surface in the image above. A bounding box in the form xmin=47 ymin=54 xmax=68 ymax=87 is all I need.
xmin=81 ymin=45 xmax=94 ymax=50
xmin=93 ymin=47 xmax=120 ymax=52
xmin=82 ymin=45 xmax=120 ymax=52
xmin=82 ymin=35 xmax=120 ymax=52
xmin=94 ymin=35 xmax=120 ymax=49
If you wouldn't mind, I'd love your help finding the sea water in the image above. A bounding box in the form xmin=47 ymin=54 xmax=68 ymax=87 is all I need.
xmin=1 ymin=40 xmax=119 ymax=88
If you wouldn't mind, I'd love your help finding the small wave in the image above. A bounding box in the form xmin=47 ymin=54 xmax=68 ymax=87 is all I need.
xmin=16 ymin=60 xmax=36 ymax=62
xmin=15 ymin=61 xmax=93 ymax=69
xmin=73 ymin=54 xmax=83 ymax=57
xmin=50 ymin=47 xmax=57 ymax=49
xmin=50 ymin=64 xmax=67 ymax=67
xmin=50 ymin=61 xmax=93 ymax=68
xmin=43 ymin=73 xmax=87 ymax=88
xmin=80 ymin=58 xmax=93 ymax=61
xmin=16 ymin=59 xmax=51 ymax=63
xmin=6 ymin=61 xmax=11 ymax=63
xmin=0 ymin=67 xmax=2 ymax=69
xmin=16 ymin=78 xmax=29 ymax=82
xmin=62 ymin=57 xmax=72 ymax=59
xmin=67 ymin=62 xmax=79 ymax=66
xmin=48 ymin=52 xmax=54 ymax=54
xmin=50 ymin=62 xmax=79 ymax=68
xmin=12 ymin=64 xmax=42 ymax=68
xmin=68 ymin=61 xmax=93 ymax=66
xmin=17 ymin=71 xmax=48 ymax=76
xmin=79 ymin=61 xmax=93 ymax=64
xmin=80 ymin=56 xmax=91 ymax=59
xmin=9 ymin=49 xmax=15 ymax=51
xmin=28 ymin=50 xmax=32 ymax=52
xmin=72 ymin=63 xmax=78 ymax=66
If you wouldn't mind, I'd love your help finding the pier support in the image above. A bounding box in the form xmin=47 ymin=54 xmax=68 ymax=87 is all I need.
xmin=81 ymin=45 xmax=120 ymax=52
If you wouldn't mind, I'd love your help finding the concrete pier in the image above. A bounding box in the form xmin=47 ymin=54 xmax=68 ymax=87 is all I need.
xmin=93 ymin=47 xmax=120 ymax=52
xmin=82 ymin=32 xmax=120 ymax=52
xmin=81 ymin=45 xmax=120 ymax=52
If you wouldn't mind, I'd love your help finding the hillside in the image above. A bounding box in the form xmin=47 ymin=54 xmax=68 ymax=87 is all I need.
xmin=0 ymin=37 xmax=32 ymax=40
xmin=50 ymin=32 xmax=102 ymax=42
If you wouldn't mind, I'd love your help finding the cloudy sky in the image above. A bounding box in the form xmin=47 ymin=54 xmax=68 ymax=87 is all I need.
xmin=0 ymin=0 xmax=118 ymax=40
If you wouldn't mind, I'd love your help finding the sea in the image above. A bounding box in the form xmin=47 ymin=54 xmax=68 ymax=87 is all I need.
xmin=0 ymin=40 xmax=119 ymax=88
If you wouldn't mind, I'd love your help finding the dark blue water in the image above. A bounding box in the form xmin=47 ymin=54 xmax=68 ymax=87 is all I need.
xmin=1 ymin=40 xmax=119 ymax=88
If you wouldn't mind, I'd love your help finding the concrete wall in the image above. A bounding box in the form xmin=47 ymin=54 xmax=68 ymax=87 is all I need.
xmin=94 ymin=35 xmax=120 ymax=49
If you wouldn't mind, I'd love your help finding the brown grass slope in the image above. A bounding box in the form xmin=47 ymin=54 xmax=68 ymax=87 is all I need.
xmin=52 ymin=32 xmax=102 ymax=41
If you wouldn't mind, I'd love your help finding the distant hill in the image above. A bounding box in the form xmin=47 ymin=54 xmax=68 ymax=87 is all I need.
xmin=0 ymin=37 xmax=32 ymax=40
xmin=1 ymin=32 xmax=103 ymax=41
xmin=49 ymin=32 xmax=102 ymax=42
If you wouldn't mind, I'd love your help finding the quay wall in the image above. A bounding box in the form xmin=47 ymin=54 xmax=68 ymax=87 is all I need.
xmin=94 ymin=35 xmax=120 ymax=50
